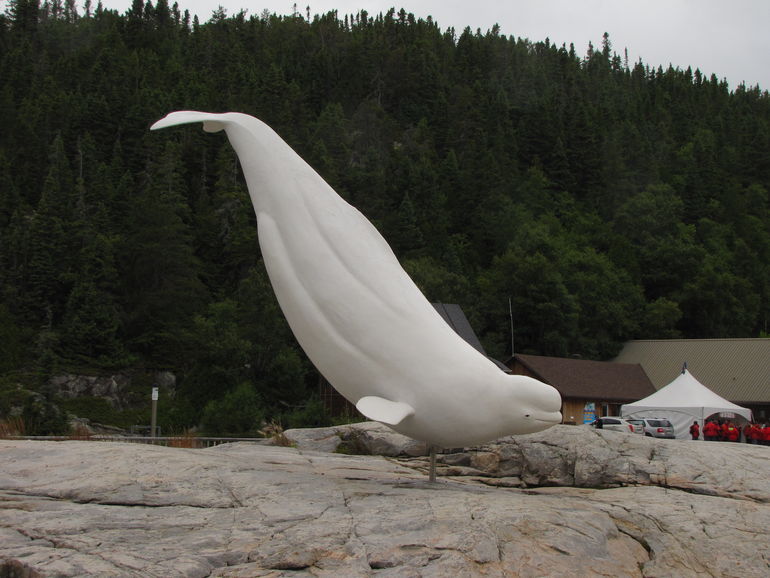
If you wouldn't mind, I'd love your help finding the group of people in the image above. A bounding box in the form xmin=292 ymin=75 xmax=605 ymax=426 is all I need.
xmin=691 ymin=420 xmax=770 ymax=444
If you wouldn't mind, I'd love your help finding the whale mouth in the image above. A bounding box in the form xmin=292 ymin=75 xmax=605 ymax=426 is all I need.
xmin=532 ymin=412 xmax=562 ymax=425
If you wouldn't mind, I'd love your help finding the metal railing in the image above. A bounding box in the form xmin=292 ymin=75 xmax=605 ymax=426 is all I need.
xmin=1 ymin=435 xmax=272 ymax=448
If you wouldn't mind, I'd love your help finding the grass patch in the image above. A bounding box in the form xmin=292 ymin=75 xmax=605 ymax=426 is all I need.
xmin=0 ymin=415 xmax=25 ymax=437
xmin=259 ymin=421 xmax=294 ymax=446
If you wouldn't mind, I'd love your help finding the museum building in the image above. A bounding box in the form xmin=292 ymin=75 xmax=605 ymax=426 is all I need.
xmin=506 ymin=354 xmax=655 ymax=425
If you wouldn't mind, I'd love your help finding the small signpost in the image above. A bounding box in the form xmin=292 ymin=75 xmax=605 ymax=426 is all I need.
xmin=151 ymin=386 xmax=159 ymax=438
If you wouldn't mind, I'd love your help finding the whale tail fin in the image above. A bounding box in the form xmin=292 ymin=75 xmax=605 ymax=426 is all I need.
xmin=151 ymin=111 xmax=229 ymax=133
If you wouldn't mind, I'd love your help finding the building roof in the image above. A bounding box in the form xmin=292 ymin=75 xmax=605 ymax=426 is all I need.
xmin=431 ymin=303 xmax=510 ymax=372
xmin=432 ymin=303 xmax=486 ymax=355
xmin=512 ymin=354 xmax=655 ymax=401
xmin=613 ymin=339 xmax=770 ymax=404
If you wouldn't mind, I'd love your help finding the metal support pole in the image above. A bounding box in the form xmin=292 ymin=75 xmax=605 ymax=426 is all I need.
xmin=151 ymin=386 xmax=158 ymax=439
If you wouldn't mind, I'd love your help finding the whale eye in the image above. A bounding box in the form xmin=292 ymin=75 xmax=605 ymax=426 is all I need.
xmin=525 ymin=413 xmax=531 ymax=418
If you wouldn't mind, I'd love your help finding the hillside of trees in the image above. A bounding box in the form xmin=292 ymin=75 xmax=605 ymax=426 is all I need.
xmin=1 ymin=1 xmax=768 ymax=434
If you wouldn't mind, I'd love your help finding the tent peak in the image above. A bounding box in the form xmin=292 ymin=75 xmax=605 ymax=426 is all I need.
xmin=621 ymin=368 xmax=752 ymax=438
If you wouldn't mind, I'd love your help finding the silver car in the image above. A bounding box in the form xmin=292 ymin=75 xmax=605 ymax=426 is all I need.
xmin=638 ymin=418 xmax=676 ymax=439
xmin=626 ymin=419 xmax=647 ymax=435
xmin=591 ymin=416 xmax=641 ymax=434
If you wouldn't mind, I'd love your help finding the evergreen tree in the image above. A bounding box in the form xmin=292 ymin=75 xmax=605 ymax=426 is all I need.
xmin=119 ymin=140 xmax=208 ymax=361
xmin=23 ymin=135 xmax=76 ymax=326
xmin=0 ymin=304 xmax=26 ymax=372
xmin=5 ymin=0 xmax=41 ymax=33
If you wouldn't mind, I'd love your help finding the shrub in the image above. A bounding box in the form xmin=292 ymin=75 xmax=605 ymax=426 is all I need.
xmin=282 ymin=396 xmax=330 ymax=429
xmin=200 ymin=382 xmax=265 ymax=436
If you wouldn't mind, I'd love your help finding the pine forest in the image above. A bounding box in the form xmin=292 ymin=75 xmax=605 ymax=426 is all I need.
xmin=1 ymin=1 xmax=769 ymax=434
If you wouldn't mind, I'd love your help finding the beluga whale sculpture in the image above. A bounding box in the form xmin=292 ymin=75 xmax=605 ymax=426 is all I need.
xmin=151 ymin=111 xmax=562 ymax=452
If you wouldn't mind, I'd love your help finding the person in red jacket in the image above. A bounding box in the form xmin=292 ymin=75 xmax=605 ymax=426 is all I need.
xmin=744 ymin=423 xmax=755 ymax=444
xmin=725 ymin=421 xmax=740 ymax=442
xmin=703 ymin=420 xmax=719 ymax=441
xmin=689 ymin=420 xmax=700 ymax=440
xmin=744 ymin=423 xmax=760 ymax=444
xmin=762 ymin=425 xmax=770 ymax=446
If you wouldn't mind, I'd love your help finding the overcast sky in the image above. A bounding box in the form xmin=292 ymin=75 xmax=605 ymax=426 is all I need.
xmin=6 ymin=1 xmax=769 ymax=91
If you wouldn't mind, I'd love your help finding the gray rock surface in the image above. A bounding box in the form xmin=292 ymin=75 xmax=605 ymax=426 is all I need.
xmin=282 ymin=421 xmax=429 ymax=456
xmin=1 ymin=424 xmax=768 ymax=577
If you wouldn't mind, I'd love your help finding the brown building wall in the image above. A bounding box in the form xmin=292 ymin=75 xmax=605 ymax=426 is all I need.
xmin=562 ymin=399 xmax=585 ymax=425
xmin=562 ymin=399 xmax=624 ymax=424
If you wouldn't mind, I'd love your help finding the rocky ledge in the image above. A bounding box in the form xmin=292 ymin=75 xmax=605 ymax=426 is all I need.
xmin=1 ymin=424 xmax=768 ymax=577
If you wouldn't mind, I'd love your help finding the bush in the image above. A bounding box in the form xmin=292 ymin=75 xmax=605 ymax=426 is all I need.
xmin=281 ymin=396 xmax=330 ymax=429
xmin=58 ymin=395 xmax=148 ymax=430
xmin=200 ymin=382 xmax=265 ymax=436
xmin=0 ymin=376 xmax=34 ymax=418
xmin=58 ymin=396 xmax=117 ymax=424
xmin=22 ymin=394 xmax=68 ymax=435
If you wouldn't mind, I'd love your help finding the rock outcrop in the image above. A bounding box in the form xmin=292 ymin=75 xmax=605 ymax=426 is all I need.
xmin=1 ymin=424 xmax=768 ymax=577
xmin=50 ymin=371 xmax=176 ymax=410
xmin=283 ymin=421 xmax=430 ymax=456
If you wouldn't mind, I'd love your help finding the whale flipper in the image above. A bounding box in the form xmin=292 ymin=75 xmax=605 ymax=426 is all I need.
xmin=356 ymin=396 xmax=415 ymax=426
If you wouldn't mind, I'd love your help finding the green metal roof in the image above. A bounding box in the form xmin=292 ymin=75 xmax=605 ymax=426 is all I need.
xmin=613 ymin=339 xmax=770 ymax=404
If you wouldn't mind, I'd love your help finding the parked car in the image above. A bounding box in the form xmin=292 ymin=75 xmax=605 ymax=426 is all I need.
xmin=591 ymin=416 xmax=641 ymax=434
xmin=626 ymin=419 xmax=647 ymax=435
xmin=635 ymin=418 xmax=676 ymax=439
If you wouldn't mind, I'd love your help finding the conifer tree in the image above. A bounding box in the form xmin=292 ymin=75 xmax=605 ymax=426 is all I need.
xmin=119 ymin=140 xmax=208 ymax=361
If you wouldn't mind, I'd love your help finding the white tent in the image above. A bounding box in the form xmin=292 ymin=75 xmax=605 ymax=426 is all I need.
xmin=621 ymin=368 xmax=753 ymax=439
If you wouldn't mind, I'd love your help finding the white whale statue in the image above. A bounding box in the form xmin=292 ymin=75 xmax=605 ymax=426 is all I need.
xmin=151 ymin=111 xmax=562 ymax=448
